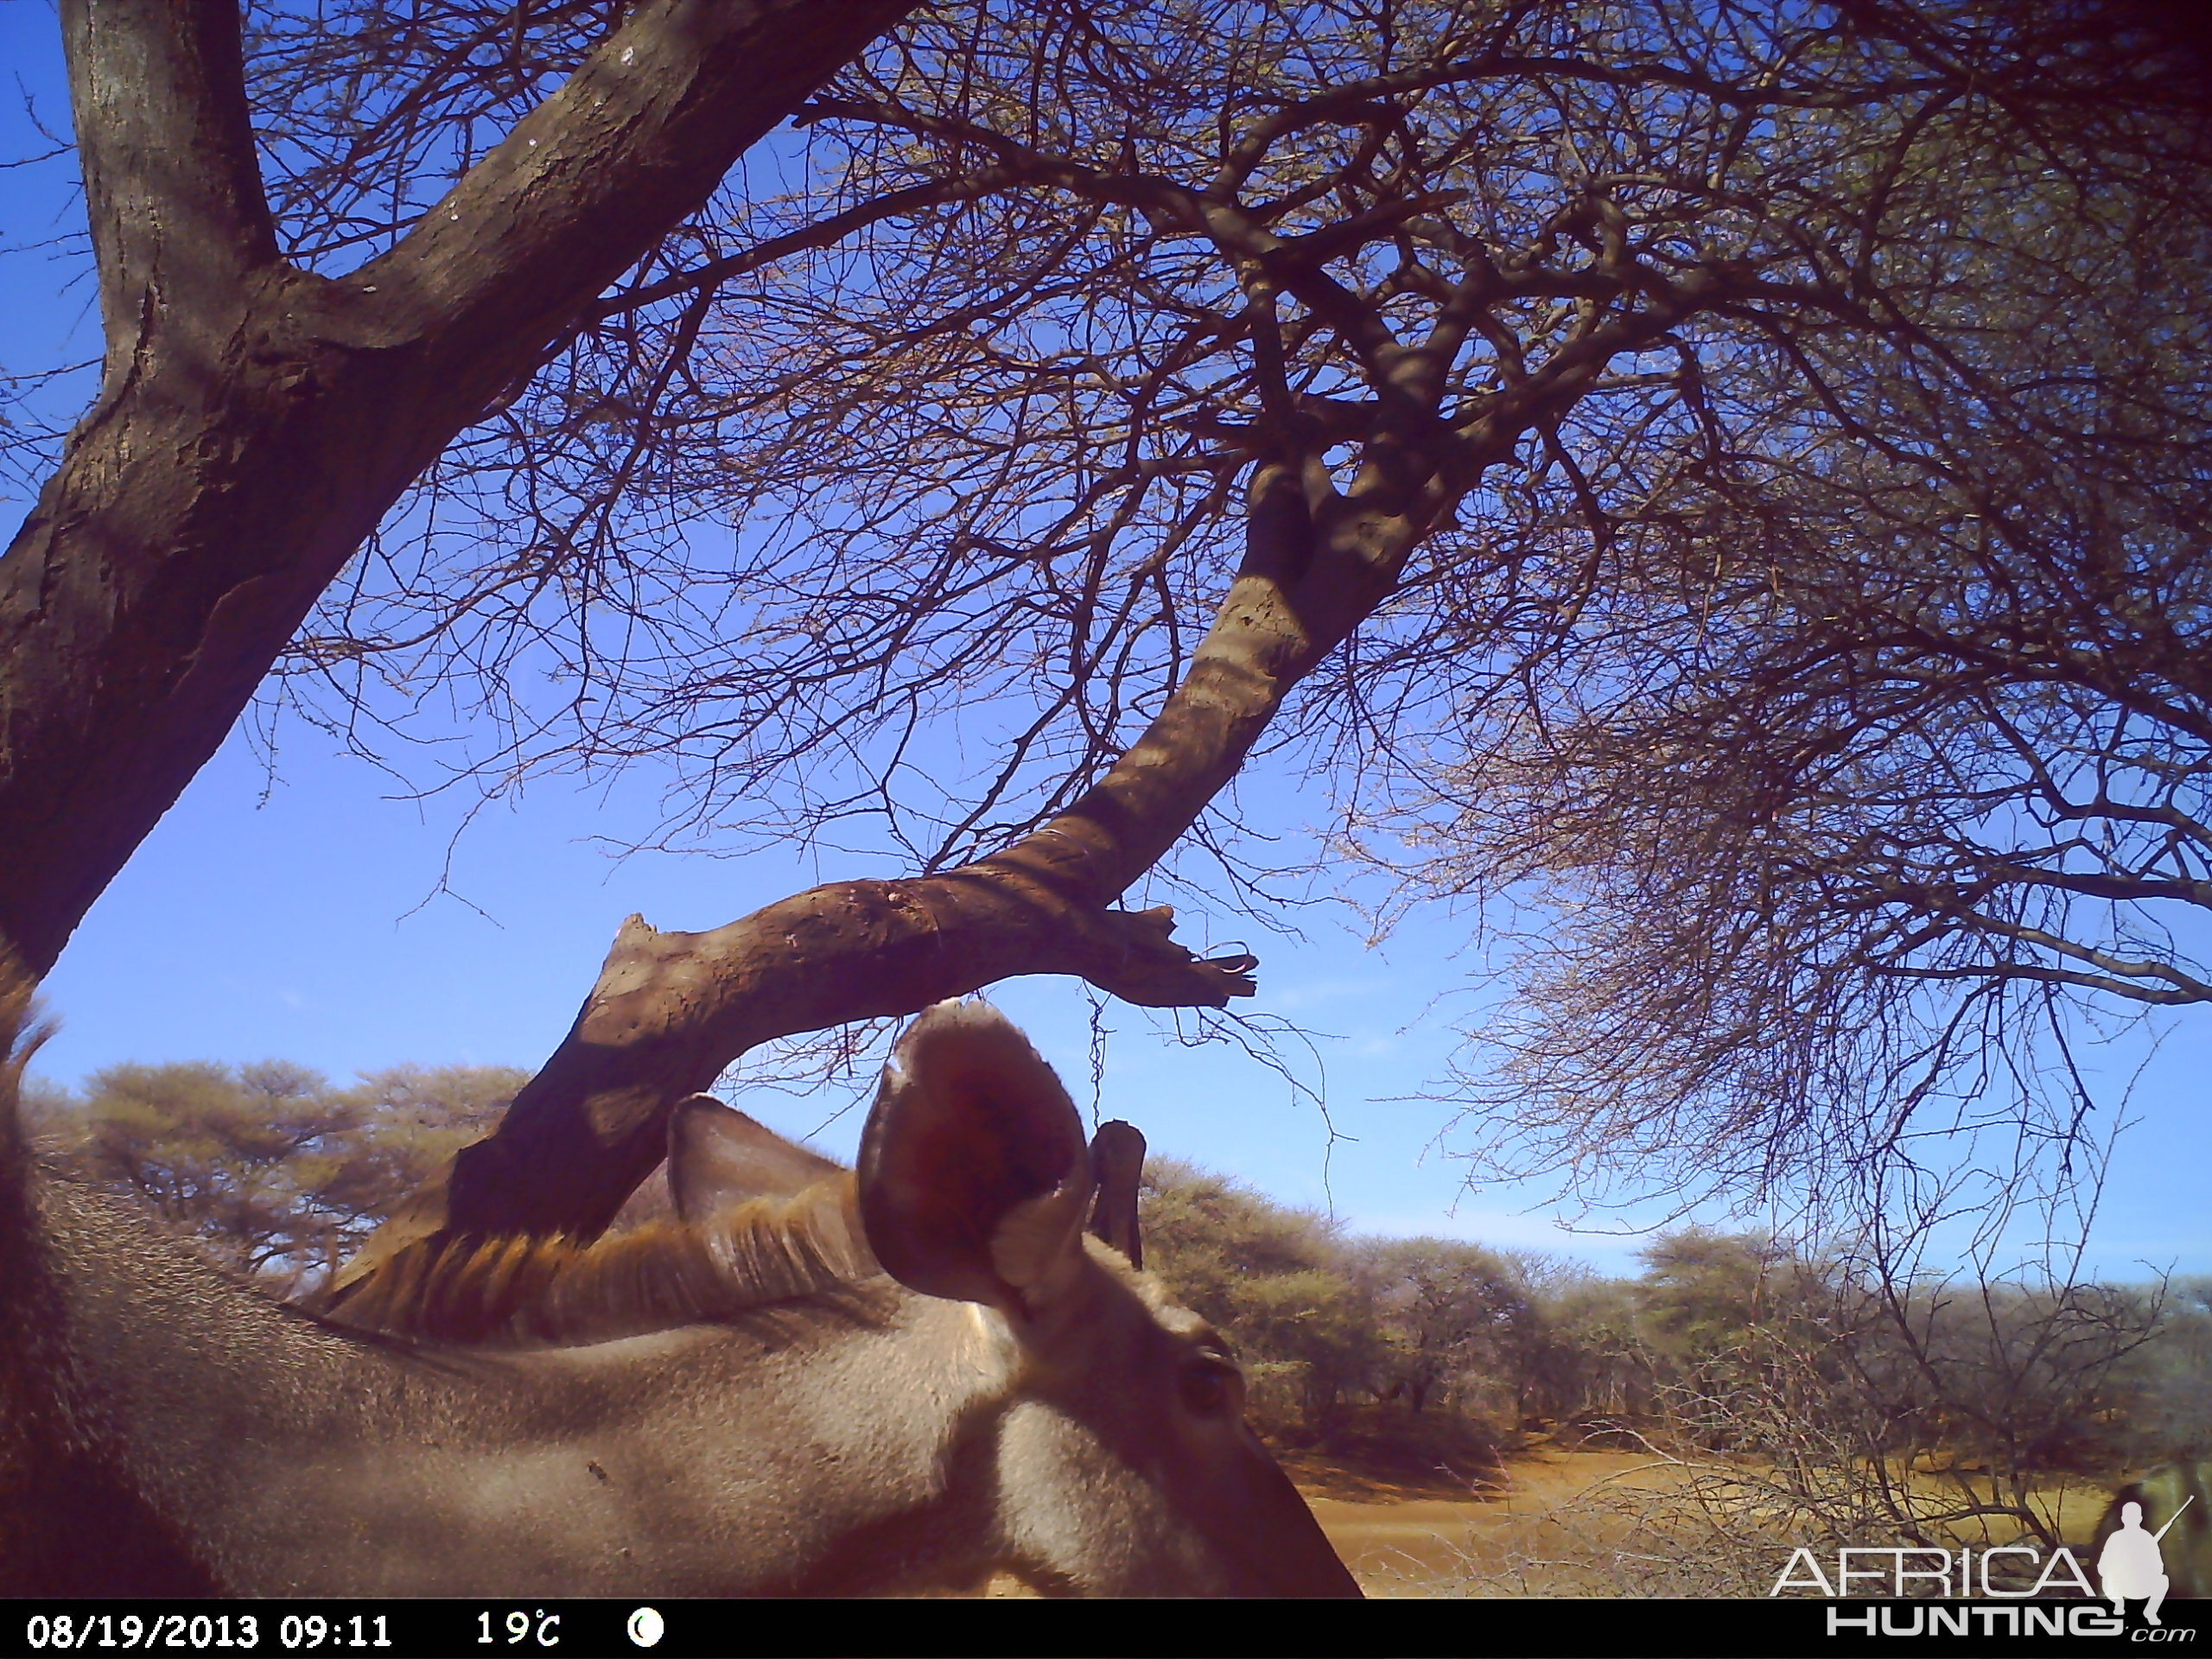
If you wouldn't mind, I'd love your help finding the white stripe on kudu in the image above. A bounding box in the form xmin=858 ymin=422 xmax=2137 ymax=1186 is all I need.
xmin=0 ymin=987 xmax=1360 ymax=1598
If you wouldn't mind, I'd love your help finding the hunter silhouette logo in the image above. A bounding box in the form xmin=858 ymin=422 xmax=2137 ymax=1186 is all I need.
xmin=2101 ymin=1493 xmax=2195 ymax=1627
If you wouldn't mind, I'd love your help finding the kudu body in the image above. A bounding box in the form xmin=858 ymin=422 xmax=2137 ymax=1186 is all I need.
xmin=1 ymin=989 xmax=1358 ymax=1597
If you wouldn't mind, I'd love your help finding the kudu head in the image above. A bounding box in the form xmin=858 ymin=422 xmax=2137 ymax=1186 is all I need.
xmin=858 ymin=999 xmax=1362 ymax=1598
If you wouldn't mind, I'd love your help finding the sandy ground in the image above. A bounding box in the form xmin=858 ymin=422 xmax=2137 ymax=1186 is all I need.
xmin=1297 ymin=1445 xmax=1691 ymax=1595
xmin=1298 ymin=1443 xmax=2118 ymax=1597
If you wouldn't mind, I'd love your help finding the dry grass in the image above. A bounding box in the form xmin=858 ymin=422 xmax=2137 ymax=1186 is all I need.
xmin=1306 ymin=1442 xmax=1777 ymax=1598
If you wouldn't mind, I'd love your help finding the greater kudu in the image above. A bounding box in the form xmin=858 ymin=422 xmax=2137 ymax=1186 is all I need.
xmin=1 ymin=986 xmax=1359 ymax=1597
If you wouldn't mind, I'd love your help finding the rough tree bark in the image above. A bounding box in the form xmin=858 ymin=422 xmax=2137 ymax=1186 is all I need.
xmin=0 ymin=0 xmax=918 ymax=979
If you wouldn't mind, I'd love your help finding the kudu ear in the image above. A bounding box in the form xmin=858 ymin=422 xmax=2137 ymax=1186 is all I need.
xmin=667 ymin=1095 xmax=848 ymax=1223
xmin=858 ymin=1001 xmax=1092 ymax=1313
xmin=1086 ymin=1119 xmax=1146 ymax=1269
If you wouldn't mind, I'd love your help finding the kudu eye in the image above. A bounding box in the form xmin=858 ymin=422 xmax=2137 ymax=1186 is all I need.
xmin=1179 ymin=1354 xmax=1241 ymax=1418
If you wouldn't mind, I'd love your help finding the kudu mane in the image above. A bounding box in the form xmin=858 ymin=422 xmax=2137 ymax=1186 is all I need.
xmin=328 ymin=1175 xmax=878 ymax=1346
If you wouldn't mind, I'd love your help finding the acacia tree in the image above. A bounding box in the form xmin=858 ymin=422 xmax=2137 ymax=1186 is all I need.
xmin=1386 ymin=56 xmax=2212 ymax=1209
xmin=1359 ymin=1238 xmax=1530 ymax=1415
xmin=29 ymin=1058 xmax=529 ymax=1288
xmin=3 ymin=1 xmax=2200 ymax=1303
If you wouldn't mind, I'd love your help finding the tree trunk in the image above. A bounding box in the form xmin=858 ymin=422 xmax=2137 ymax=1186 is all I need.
xmin=0 ymin=0 xmax=918 ymax=980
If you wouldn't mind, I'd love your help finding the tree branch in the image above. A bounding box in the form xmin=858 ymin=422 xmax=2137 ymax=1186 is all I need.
xmin=63 ymin=0 xmax=277 ymax=397
xmin=0 ymin=0 xmax=919 ymax=976
xmin=355 ymin=0 xmax=918 ymax=359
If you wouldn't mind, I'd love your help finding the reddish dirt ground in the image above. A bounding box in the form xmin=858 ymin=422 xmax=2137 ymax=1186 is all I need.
xmin=1295 ymin=1442 xmax=2116 ymax=1597
xmin=1294 ymin=1443 xmax=1690 ymax=1594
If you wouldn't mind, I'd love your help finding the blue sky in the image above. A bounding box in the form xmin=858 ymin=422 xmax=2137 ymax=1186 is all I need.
xmin=4 ymin=3 xmax=2207 ymax=1282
